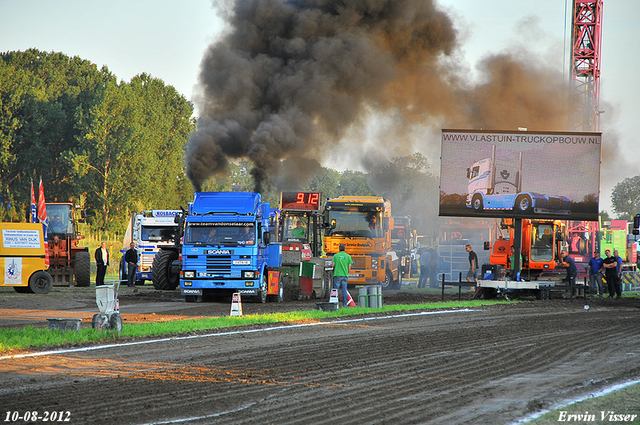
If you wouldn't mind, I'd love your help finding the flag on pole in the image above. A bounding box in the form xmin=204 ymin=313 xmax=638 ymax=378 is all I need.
xmin=37 ymin=178 xmax=50 ymax=266
xmin=30 ymin=180 xmax=37 ymax=223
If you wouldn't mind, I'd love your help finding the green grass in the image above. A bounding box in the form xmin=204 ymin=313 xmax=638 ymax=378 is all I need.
xmin=0 ymin=299 xmax=503 ymax=354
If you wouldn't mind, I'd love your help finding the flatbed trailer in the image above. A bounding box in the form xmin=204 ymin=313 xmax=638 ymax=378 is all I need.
xmin=477 ymin=279 xmax=555 ymax=300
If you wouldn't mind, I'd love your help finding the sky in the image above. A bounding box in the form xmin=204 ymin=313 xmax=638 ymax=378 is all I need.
xmin=1 ymin=0 xmax=638 ymax=215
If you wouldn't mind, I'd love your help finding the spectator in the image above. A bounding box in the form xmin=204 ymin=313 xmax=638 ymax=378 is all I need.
xmin=124 ymin=242 xmax=138 ymax=287
xmin=602 ymin=249 xmax=620 ymax=298
xmin=332 ymin=244 xmax=353 ymax=307
xmin=418 ymin=249 xmax=430 ymax=288
xmin=587 ymin=251 xmax=604 ymax=297
xmin=560 ymin=250 xmax=577 ymax=290
xmin=94 ymin=242 xmax=109 ymax=286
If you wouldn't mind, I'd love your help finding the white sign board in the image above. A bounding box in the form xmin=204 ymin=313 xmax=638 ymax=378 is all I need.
xmin=439 ymin=129 xmax=601 ymax=221
xmin=2 ymin=229 xmax=41 ymax=249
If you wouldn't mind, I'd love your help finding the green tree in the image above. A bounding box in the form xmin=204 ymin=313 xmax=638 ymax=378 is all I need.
xmin=610 ymin=175 xmax=640 ymax=220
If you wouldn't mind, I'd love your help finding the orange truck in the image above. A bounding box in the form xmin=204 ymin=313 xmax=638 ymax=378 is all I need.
xmin=0 ymin=222 xmax=53 ymax=293
xmin=323 ymin=196 xmax=401 ymax=289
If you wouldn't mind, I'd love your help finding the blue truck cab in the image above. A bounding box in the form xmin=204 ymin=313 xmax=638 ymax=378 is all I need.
xmin=180 ymin=192 xmax=282 ymax=303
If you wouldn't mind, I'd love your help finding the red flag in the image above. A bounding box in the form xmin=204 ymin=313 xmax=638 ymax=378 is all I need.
xmin=37 ymin=179 xmax=50 ymax=266
xmin=30 ymin=180 xmax=37 ymax=223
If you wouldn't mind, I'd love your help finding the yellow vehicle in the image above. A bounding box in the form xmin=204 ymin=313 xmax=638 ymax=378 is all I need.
xmin=323 ymin=196 xmax=401 ymax=289
xmin=0 ymin=222 xmax=52 ymax=293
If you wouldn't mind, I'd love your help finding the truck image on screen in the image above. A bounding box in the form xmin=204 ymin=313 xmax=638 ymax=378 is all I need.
xmin=466 ymin=145 xmax=571 ymax=215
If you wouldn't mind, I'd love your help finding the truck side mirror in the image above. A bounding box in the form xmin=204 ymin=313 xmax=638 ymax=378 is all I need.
xmin=634 ymin=214 xmax=640 ymax=235
xmin=263 ymin=232 xmax=270 ymax=245
xmin=483 ymin=241 xmax=490 ymax=250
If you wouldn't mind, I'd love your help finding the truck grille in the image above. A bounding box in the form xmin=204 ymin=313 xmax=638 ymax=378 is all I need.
xmin=205 ymin=255 xmax=232 ymax=274
xmin=352 ymin=256 xmax=367 ymax=269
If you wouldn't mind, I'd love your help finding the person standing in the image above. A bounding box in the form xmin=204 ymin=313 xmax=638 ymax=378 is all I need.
xmin=332 ymin=244 xmax=353 ymax=307
xmin=124 ymin=242 xmax=138 ymax=287
xmin=418 ymin=249 xmax=430 ymax=288
xmin=602 ymin=249 xmax=619 ymax=298
xmin=614 ymin=249 xmax=624 ymax=298
xmin=560 ymin=250 xmax=577 ymax=292
xmin=94 ymin=241 xmax=109 ymax=286
xmin=587 ymin=251 xmax=604 ymax=297
xmin=465 ymin=244 xmax=479 ymax=285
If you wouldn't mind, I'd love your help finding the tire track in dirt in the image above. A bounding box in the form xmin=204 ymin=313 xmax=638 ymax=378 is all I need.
xmin=2 ymin=302 xmax=640 ymax=424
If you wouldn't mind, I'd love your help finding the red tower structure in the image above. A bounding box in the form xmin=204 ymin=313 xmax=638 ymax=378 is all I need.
xmin=570 ymin=0 xmax=603 ymax=132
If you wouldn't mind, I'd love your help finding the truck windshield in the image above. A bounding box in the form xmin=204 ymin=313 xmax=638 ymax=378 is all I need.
xmin=530 ymin=223 xmax=554 ymax=262
xmin=140 ymin=226 xmax=176 ymax=242
xmin=327 ymin=210 xmax=382 ymax=238
xmin=185 ymin=224 xmax=255 ymax=246
xmin=283 ymin=215 xmax=308 ymax=241
xmin=47 ymin=204 xmax=73 ymax=235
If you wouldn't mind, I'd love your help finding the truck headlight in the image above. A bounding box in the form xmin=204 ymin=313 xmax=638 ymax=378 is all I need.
xmin=242 ymin=270 xmax=256 ymax=279
xmin=372 ymin=258 xmax=378 ymax=268
xmin=184 ymin=271 xmax=195 ymax=278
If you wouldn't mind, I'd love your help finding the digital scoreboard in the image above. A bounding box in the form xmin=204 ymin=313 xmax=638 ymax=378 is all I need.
xmin=280 ymin=191 xmax=322 ymax=211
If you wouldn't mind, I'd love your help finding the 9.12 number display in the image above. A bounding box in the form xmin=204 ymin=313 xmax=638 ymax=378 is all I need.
xmin=280 ymin=192 xmax=321 ymax=211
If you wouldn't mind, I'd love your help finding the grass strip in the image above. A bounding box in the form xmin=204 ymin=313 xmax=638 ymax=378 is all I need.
xmin=0 ymin=299 xmax=505 ymax=353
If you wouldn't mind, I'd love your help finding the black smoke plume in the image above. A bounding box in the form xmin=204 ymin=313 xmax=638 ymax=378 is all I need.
xmin=186 ymin=0 xmax=572 ymax=193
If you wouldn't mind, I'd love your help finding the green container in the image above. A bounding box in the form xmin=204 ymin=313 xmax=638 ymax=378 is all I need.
xmin=300 ymin=261 xmax=315 ymax=278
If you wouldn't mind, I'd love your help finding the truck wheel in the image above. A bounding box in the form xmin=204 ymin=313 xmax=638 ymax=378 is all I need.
xmin=516 ymin=194 xmax=532 ymax=213
xmin=392 ymin=267 xmax=402 ymax=289
xmin=472 ymin=194 xmax=484 ymax=212
xmin=152 ymin=250 xmax=179 ymax=290
xmin=382 ymin=268 xmax=393 ymax=289
xmin=74 ymin=251 xmax=91 ymax=287
xmin=119 ymin=257 xmax=127 ymax=285
xmin=29 ymin=271 xmax=52 ymax=294
xmin=256 ymin=274 xmax=267 ymax=303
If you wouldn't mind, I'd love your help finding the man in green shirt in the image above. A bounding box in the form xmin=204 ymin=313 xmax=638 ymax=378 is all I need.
xmin=332 ymin=244 xmax=353 ymax=307
xmin=291 ymin=221 xmax=306 ymax=238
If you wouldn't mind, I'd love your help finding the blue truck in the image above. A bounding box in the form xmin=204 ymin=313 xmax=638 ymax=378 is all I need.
xmin=175 ymin=192 xmax=283 ymax=303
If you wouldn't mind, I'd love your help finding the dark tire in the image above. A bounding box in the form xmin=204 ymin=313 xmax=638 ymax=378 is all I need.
xmin=109 ymin=313 xmax=123 ymax=332
xmin=515 ymin=194 xmax=532 ymax=213
xmin=29 ymin=271 xmax=52 ymax=294
xmin=472 ymin=194 xmax=484 ymax=212
xmin=255 ymin=273 xmax=267 ymax=303
xmin=393 ymin=267 xmax=402 ymax=289
xmin=152 ymin=250 xmax=179 ymax=290
xmin=119 ymin=257 xmax=127 ymax=284
xmin=74 ymin=251 xmax=91 ymax=287
xmin=382 ymin=268 xmax=393 ymax=289
xmin=185 ymin=295 xmax=198 ymax=303
xmin=92 ymin=313 xmax=105 ymax=331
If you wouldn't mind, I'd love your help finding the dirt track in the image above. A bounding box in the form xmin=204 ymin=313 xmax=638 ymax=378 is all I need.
xmin=1 ymin=286 xmax=640 ymax=424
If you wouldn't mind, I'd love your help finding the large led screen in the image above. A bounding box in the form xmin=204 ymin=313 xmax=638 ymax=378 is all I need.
xmin=439 ymin=129 xmax=601 ymax=221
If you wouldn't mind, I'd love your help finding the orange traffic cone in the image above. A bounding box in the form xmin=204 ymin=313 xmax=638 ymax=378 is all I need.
xmin=346 ymin=292 xmax=356 ymax=307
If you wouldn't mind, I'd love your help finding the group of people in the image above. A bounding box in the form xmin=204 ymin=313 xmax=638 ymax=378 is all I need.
xmin=94 ymin=241 xmax=139 ymax=287
xmin=585 ymin=249 xmax=624 ymax=298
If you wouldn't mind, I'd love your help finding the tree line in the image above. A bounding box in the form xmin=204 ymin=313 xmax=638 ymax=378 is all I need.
xmin=1 ymin=49 xmax=441 ymax=239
